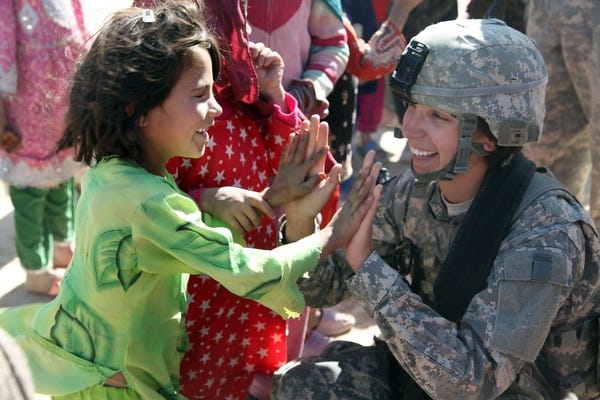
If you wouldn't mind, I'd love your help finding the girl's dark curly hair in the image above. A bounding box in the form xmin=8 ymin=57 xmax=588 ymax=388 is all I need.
xmin=57 ymin=0 xmax=221 ymax=166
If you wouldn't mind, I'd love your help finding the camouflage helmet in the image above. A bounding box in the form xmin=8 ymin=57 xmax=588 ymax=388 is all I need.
xmin=391 ymin=18 xmax=547 ymax=147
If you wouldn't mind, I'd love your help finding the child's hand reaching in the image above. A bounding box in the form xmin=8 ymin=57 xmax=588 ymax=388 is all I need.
xmin=249 ymin=41 xmax=286 ymax=108
xmin=201 ymin=187 xmax=275 ymax=234
xmin=263 ymin=115 xmax=332 ymax=208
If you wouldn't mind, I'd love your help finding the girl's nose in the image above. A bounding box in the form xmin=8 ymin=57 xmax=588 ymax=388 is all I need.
xmin=210 ymin=97 xmax=223 ymax=118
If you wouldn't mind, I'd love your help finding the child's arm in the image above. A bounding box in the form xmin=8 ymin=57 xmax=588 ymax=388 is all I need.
xmin=198 ymin=122 xmax=328 ymax=234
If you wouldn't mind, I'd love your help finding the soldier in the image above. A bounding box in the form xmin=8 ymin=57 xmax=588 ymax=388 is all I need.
xmin=273 ymin=19 xmax=600 ymax=399
xmin=523 ymin=0 xmax=600 ymax=228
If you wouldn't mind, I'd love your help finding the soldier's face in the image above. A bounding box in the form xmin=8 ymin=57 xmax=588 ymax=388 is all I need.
xmin=402 ymin=102 xmax=460 ymax=176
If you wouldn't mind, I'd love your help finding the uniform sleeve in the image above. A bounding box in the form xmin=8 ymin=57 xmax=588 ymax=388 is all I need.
xmin=347 ymin=202 xmax=583 ymax=399
xmin=0 ymin=0 xmax=18 ymax=95
xmin=131 ymin=192 xmax=323 ymax=318
xmin=304 ymin=0 xmax=349 ymax=100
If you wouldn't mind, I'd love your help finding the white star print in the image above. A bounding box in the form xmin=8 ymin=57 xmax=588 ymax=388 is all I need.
xmin=200 ymin=299 xmax=211 ymax=312
xmin=206 ymin=135 xmax=216 ymax=151
xmin=239 ymin=127 xmax=248 ymax=140
xmin=186 ymin=370 xmax=197 ymax=381
xmin=226 ymin=307 xmax=236 ymax=318
xmin=214 ymin=170 xmax=226 ymax=184
xmin=258 ymin=171 xmax=266 ymax=182
xmin=225 ymin=144 xmax=234 ymax=158
xmin=226 ymin=120 xmax=234 ymax=133
xmin=274 ymin=134 xmax=284 ymax=146
xmin=201 ymin=353 xmax=211 ymax=364
xmin=251 ymin=137 xmax=258 ymax=147
xmin=214 ymin=330 xmax=223 ymax=343
xmin=239 ymin=153 xmax=246 ymax=165
xmin=229 ymin=358 xmax=239 ymax=368
xmin=271 ymin=332 xmax=283 ymax=343
xmin=243 ymin=363 xmax=255 ymax=373
xmin=257 ymin=347 xmax=269 ymax=359
xmin=181 ymin=158 xmax=192 ymax=169
xmin=241 ymin=338 xmax=251 ymax=347
xmin=227 ymin=333 xmax=237 ymax=343
xmin=198 ymin=164 xmax=209 ymax=177
xmin=238 ymin=312 xmax=249 ymax=323
xmin=200 ymin=326 xmax=210 ymax=337
xmin=254 ymin=321 xmax=266 ymax=331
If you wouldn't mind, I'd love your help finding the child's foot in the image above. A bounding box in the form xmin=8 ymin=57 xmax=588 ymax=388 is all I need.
xmin=53 ymin=241 xmax=74 ymax=269
xmin=24 ymin=269 xmax=63 ymax=296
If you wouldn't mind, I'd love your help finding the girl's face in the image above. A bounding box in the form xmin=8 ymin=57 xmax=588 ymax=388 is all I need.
xmin=401 ymin=102 xmax=460 ymax=176
xmin=140 ymin=46 xmax=222 ymax=175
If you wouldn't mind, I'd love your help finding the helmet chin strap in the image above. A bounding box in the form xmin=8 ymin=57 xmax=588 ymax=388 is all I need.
xmin=412 ymin=114 xmax=490 ymax=182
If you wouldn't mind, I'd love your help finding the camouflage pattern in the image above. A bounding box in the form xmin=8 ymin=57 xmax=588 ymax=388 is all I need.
xmin=273 ymin=169 xmax=600 ymax=399
xmin=522 ymin=0 xmax=600 ymax=228
xmin=407 ymin=19 xmax=547 ymax=146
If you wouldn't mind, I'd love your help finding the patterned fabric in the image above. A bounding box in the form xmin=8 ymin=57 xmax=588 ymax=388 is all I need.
xmin=246 ymin=0 xmax=349 ymax=102
xmin=0 ymin=0 xmax=88 ymax=187
xmin=273 ymin=168 xmax=600 ymax=399
xmin=403 ymin=18 xmax=547 ymax=145
xmin=522 ymin=0 xmax=600 ymax=227
xmin=0 ymin=158 xmax=323 ymax=399
xmin=168 ymin=95 xmax=300 ymax=399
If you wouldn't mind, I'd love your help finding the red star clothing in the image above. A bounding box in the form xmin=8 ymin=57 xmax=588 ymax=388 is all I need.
xmin=168 ymin=94 xmax=300 ymax=399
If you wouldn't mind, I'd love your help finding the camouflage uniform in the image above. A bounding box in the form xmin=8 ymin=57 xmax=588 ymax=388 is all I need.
xmin=272 ymin=19 xmax=600 ymax=400
xmin=273 ymin=168 xmax=600 ymax=400
xmin=523 ymin=0 xmax=600 ymax=227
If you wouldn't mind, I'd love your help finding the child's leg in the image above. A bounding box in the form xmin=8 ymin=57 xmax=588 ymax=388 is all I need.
xmin=9 ymin=184 xmax=62 ymax=295
xmin=9 ymin=185 xmax=51 ymax=271
xmin=45 ymin=178 xmax=75 ymax=268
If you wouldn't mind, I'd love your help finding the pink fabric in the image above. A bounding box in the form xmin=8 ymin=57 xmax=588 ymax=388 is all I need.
xmin=247 ymin=0 xmax=348 ymax=99
xmin=0 ymin=0 xmax=88 ymax=187
xmin=357 ymin=77 xmax=386 ymax=134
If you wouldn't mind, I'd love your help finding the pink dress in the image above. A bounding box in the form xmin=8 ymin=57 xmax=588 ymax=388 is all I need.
xmin=0 ymin=0 xmax=88 ymax=188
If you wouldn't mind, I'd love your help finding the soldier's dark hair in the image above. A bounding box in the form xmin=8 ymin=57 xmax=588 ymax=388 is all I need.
xmin=477 ymin=117 xmax=521 ymax=168
xmin=57 ymin=0 xmax=221 ymax=166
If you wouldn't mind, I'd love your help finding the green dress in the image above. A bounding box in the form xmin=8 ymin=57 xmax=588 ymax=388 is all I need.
xmin=0 ymin=157 xmax=322 ymax=399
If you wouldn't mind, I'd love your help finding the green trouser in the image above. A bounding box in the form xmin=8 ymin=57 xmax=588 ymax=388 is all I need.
xmin=9 ymin=179 xmax=75 ymax=271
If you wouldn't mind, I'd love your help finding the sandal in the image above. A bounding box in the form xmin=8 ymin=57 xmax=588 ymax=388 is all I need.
xmin=24 ymin=269 xmax=64 ymax=296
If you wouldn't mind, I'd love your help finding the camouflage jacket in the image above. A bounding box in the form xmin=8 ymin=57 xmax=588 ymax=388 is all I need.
xmin=298 ymin=168 xmax=600 ymax=399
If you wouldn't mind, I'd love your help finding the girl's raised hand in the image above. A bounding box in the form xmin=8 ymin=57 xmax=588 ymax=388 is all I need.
xmin=263 ymin=115 xmax=331 ymax=208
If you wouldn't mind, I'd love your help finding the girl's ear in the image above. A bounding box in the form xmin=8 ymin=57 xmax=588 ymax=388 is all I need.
xmin=138 ymin=114 xmax=149 ymax=127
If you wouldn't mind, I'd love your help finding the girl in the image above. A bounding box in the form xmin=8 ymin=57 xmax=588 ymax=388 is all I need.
xmin=0 ymin=1 xmax=382 ymax=399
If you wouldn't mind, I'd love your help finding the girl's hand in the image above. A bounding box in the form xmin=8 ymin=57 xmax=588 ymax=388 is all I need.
xmin=201 ymin=187 xmax=275 ymax=234
xmin=249 ymin=41 xmax=286 ymax=108
xmin=264 ymin=115 xmax=330 ymax=208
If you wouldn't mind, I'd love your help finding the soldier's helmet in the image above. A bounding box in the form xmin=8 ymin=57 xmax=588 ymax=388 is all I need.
xmin=390 ymin=18 xmax=547 ymax=147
